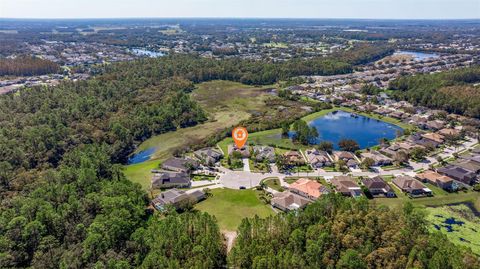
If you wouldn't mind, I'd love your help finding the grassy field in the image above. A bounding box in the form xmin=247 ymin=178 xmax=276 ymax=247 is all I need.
xmin=262 ymin=177 xmax=283 ymax=191
xmin=425 ymin=205 xmax=480 ymax=255
xmin=195 ymin=188 xmax=274 ymax=231
xmin=124 ymin=81 xmax=274 ymax=188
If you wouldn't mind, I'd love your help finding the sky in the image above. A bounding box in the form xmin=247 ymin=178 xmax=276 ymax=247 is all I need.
xmin=1 ymin=0 xmax=479 ymax=19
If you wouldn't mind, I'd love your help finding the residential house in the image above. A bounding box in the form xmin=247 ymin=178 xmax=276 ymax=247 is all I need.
xmin=454 ymin=160 xmax=480 ymax=174
xmin=392 ymin=175 xmax=432 ymax=197
xmin=151 ymin=189 xmax=205 ymax=211
xmin=421 ymin=133 xmax=444 ymax=147
xmin=289 ymin=178 xmax=330 ymax=200
xmin=305 ymin=148 xmax=332 ymax=168
xmin=151 ymin=171 xmax=191 ymax=189
xmin=228 ymin=144 xmax=250 ymax=158
xmin=194 ymin=148 xmax=223 ymax=166
xmin=283 ymin=151 xmax=305 ymax=165
xmin=361 ymin=176 xmax=396 ymax=197
xmin=416 ymin=170 xmax=456 ymax=192
xmin=438 ymin=128 xmax=461 ymax=138
xmin=161 ymin=157 xmax=199 ymax=173
xmin=331 ymin=176 xmax=363 ymax=197
xmin=253 ymin=146 xmax=275 ymax=162
xmin=437 ymin=165 xmax=477 ymax=185
xmin=271 ymin=191 xmax=311 ymax=212
xmin=425 ymin=120 xmax=445 ymax=131
xmin=361 ymin=151 xmax=393 ymax=166
xmin=333 ymin=151 xmax=358 ymax=168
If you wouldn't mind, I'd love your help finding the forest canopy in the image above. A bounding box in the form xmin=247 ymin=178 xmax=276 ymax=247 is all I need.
xmin=0 ymin=56 xmax=61 ymax=76
xmin=389 ymin=66 xmax=480 ymax=118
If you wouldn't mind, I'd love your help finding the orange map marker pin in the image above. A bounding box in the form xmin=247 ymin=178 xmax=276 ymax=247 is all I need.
xmin=232 ymin=127 xmax=248 ymax=149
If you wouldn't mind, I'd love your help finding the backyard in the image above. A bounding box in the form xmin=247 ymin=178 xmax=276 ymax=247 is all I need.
xmin=194 ymin=188 xmax=274 ymax=231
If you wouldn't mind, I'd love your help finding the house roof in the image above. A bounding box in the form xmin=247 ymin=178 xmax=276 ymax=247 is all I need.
xmin=333 ymin=151 xmax=355 ymax=160
xmin=438 ymin=165 xmax=476 ymax=179
xmin=331 ymin=176 xmax=360 ymax=193
xmin=161 ymin=157 xmax=197 ymax=171
xmin=362 ymin=176 xmax=393 ymax=191
xmin=271 ymin=191 xmax=310 ymax=210
xmin=454 ymin=160 xmax=480 ymax=173
xmin=417 ymin=170 xmax=453 ymax=184
xmin=151 ymin=171 xmax=190 ymax=187
xmin=289 ymin=178 xmax=326 ymax=199
xmin=393 ymin=175 xmax=426 ymax=191
xmin=421 ymin=133 xmax=444 ymax=144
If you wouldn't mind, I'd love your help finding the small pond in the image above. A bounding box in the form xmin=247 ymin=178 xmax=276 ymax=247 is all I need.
xmin=127 ymin=147 xmax=156 ymax=165
xmin=393 ymin=50 xmax=439 ymax=61
xmin=289 ymin=110 xmax=404 ymax=149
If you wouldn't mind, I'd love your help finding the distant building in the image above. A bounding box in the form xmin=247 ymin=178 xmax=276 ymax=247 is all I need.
xmin=360 ymin=151 xmax=393 ymax=166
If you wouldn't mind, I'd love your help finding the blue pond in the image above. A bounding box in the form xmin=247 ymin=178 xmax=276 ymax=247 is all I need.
xmin=127 ymin=147 xmax=156 ymax=165
xmin=394 ymin=50 xmax=439 ymax=61
xmin=290 ymin=111 xmax=403 ymax=149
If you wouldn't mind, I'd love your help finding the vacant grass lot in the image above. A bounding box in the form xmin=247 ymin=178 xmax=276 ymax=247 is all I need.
xmin=195 ymin=188 xmax=274 ymax=231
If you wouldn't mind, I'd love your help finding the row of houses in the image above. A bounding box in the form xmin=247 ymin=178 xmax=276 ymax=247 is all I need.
xmin=151 ymin=147 xmax=223 ymax=190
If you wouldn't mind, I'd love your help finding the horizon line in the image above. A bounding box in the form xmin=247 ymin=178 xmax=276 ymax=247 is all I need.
xmin=1 ymin=16 xmax=479 ymax=21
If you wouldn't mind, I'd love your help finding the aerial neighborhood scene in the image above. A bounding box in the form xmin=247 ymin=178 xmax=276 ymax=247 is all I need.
xmin=1 ymin=0 xmax=480 ymax=268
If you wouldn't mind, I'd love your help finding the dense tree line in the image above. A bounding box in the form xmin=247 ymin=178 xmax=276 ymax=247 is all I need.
xmin=0 ymin=144 xmax=226 ymax=268
xmin=0 ymin=56 xmax=60 ymax=76
xmin=0 ymin=76 xmax=206 ymax=193
xmin=389 ymin=66 xmax=480 ymax=118
xmin=229 ymin=194 xmax=480 ymax=268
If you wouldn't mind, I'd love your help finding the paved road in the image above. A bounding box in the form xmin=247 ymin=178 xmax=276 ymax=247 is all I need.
xmin=216 ymin=137 xmax=478 ymax=189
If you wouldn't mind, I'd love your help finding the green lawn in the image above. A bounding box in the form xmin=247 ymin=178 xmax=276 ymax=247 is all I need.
xmin=195 ymin=188 xmax=274 ymax=231
xmin=123 ymin=159 xmax=161 ymax=191
xmin=262 ymin=177 xmax=283 ymax=191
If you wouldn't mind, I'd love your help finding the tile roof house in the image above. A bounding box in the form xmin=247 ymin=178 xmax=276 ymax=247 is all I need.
xmin=361 ymin=176 xmax=396 ymax=198
xmin=228 ymin=144 xmax=251 ymax=158
xmin=421 ymin=133 xmax=444 ymax=146
xmin=161 ymin=157 xmax=199 ymax=173
xmin=361 ymin=151 xmax=393 ymax=166
xmin=252 ymin=146 xmax=275 ymax=162
xmin=332 ymin=151 xmax=356 ymax=162
xmin=151 ymin=189 xmax=205 ymax=211
xmin=392 ymin=175 xmax=432 ymax=197
xmin=151 ymin=171 xmax=191 ymax=189
xmin=271 ymin=191 xmax=311 ymax=212
xmin=438 ymin=128 xmax=461 ymax=138
xmin=289 ymin=178 xmax=330 ymax=200
xmin=283 ymin=151 xmax=305 ymax=165
xmin=331 ymin=176 xmax=363 ymax=197
xmin=305 ymin=148 xmax=332 ymax=168
xmin=194 ymin=148 xmax=223 ymax=166
xmin=416 ymin=170 xmax=456 ymax=192
xmin=437 ymin=165 xmax=477 ymax=185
